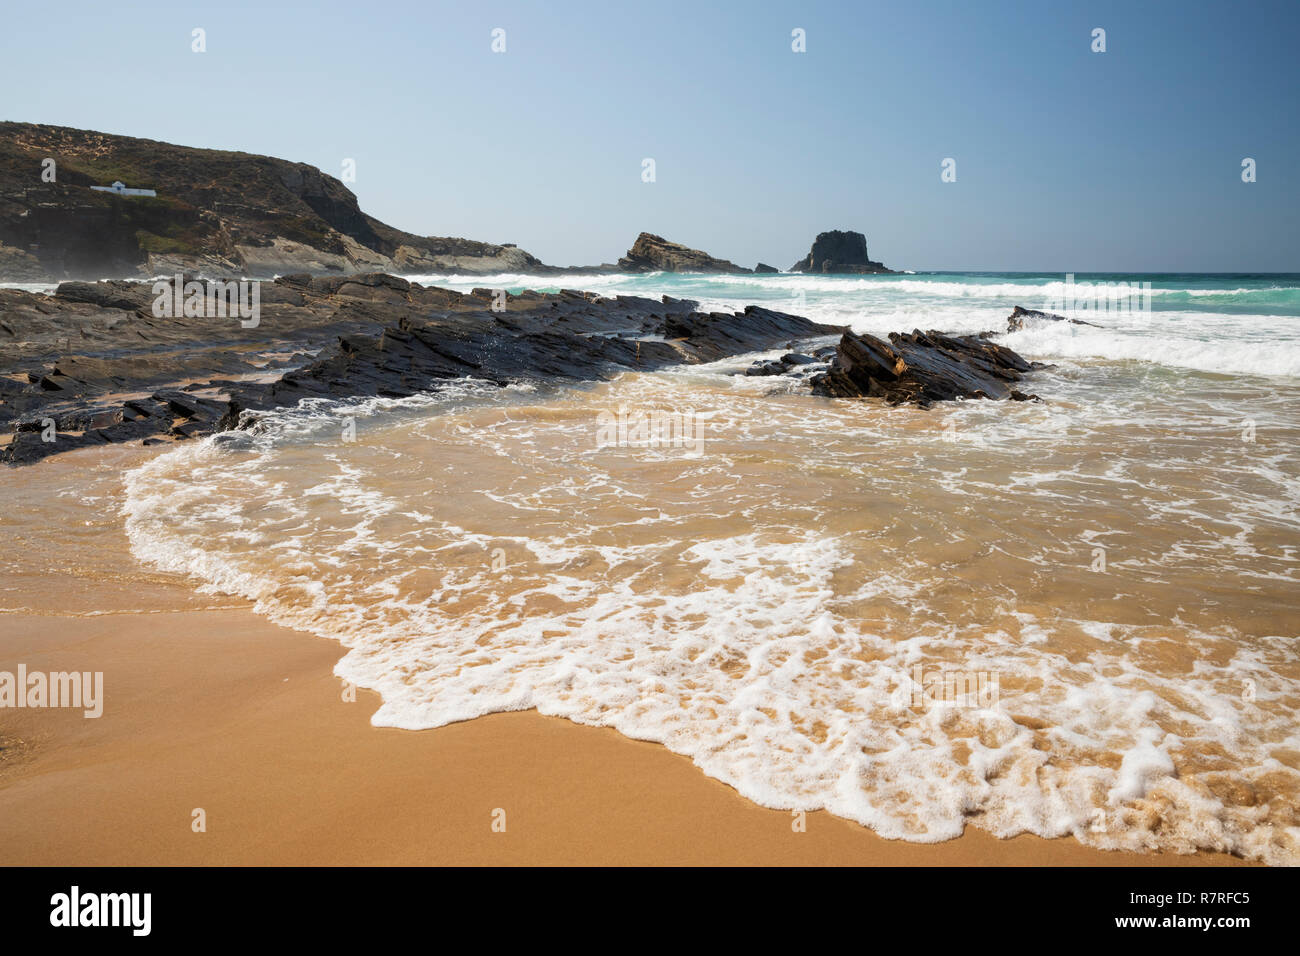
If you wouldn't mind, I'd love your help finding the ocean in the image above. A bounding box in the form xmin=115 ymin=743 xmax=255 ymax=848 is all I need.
xmin=118 ymin=270 xmax=1300 ymax=864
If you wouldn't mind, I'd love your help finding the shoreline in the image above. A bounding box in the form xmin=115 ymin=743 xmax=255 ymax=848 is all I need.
xmin=0 ymin=444 xmax=1254 ymax=866
xmin=0 ymin=602 xmax=1252 ymax=867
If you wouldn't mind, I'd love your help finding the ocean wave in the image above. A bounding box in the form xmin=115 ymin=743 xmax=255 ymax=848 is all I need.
xmin=1000 ymin=322 xmax=1300 ymax=378
xmin=397 ymin=270 xmax=1300 ymax=303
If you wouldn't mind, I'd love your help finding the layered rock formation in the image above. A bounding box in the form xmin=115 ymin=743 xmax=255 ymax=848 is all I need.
xmin=616 ymin=233 xmax=752 ymax=274
xmin=811 ymin=329 xmax=1045 ymax=406
xmin=1 ymin=266 xmax=1055 ymax=465
xmin=0 ymin=122 xmax=549 ymax=281
xmin=789 ymin=230 xmax=896 ymax=274
xmin=0 ymin=273 xmax=836 ymax=465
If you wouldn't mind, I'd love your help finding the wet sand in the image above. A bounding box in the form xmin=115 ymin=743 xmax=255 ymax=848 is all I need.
xmin=0 ymin=444 xmax=1254 ymax=866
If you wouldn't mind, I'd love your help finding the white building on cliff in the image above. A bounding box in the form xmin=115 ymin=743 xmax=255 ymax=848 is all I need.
xmin=91 ymin=181 xmax=157 ymax=197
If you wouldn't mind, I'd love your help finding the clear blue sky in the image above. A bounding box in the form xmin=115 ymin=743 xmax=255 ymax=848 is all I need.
xmin=2 ymin=0 xmax=1297 ymax=271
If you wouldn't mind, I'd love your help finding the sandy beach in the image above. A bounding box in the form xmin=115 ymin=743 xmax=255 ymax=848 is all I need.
xmin=0 ymin=446 xmax=1254 ymax=867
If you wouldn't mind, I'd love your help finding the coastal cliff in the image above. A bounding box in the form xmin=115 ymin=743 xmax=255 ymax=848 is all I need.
xmin=0 ymin=122 xmax=548 ymax=281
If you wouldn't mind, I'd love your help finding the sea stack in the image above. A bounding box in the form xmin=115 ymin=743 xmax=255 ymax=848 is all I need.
xmin=789 ymin=230 xmax=896 ymax=274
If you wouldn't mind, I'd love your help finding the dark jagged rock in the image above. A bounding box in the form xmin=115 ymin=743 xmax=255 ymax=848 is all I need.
xmin=616 ymin=233 xmax=752 ymax=274
xmin=743 ymin=351 xmax=829 ymax=378
xmin=754 ymin=263 xmax=779 ymax=274
xmin=1 ymin=273 xmax=836 ymax=465
xmin=1007 ymin=305 xmax=1101 ymax=331
xmin=811 ymin=329 xmax=1045 ymax=406
xmin=789 ymin=229 xmax=896 ymax=274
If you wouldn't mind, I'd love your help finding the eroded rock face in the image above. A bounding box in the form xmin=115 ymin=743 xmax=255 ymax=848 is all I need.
xmin=811 ymin=329 xmax=1044 ymax=406
xmin=0 ymin=243 xmax=48 ymax=281
xmin=616 ymin=233 xmax=752 ymax=274
xmin=789 ymin=230 xmax=896 ymax=274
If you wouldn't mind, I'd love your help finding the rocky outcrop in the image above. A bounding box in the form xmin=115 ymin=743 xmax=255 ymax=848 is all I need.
xmin=789 ymin=230 xmax=896 ymax=274
xmin=1006 ymin=305 xmax=1100 ymax=331
xmin=0 ymin=242 xmax=48 ymax=281
xmin=0 ymin=122 xmax=550 ymax=281
xmin=755 ymin=262 xmax=779 ymax=274
xmin=616 ymin=233 xmax=752 ymax=274
xmin=744 ymin=348 xmax=836 ymax=378
xmin=0 ymin=274 xmax=836 ymax=465
xmin=811 ymin=329 xmax=1044 ymax=406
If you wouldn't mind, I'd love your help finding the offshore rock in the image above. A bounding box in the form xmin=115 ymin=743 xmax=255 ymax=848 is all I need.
xmin=1006 ymin=305 xmax=1101 ymax=331
xmin=616 ymin=232 xmax=752 ymax=274
xmin=789 ymin=229 xmax=896 ymax=274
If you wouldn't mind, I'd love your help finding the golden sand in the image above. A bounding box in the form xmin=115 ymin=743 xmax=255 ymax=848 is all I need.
xmin=0 ymin=443 xmax=1254 ymax=865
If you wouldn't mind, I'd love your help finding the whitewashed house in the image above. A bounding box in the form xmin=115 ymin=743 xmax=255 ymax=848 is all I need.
xmin=91 ymin=180 xmax=157 ymax=197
